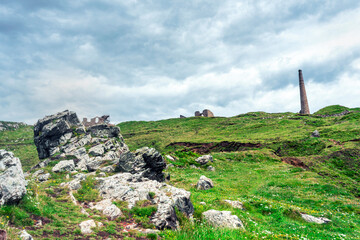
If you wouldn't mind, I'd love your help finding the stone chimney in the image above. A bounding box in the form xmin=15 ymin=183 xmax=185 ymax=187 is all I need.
xmin=298 ymin=69 xmax=310 ymax=115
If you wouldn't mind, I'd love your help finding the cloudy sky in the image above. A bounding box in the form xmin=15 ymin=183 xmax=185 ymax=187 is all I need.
xmin=1 ymin=0 xmax=360 ymax=124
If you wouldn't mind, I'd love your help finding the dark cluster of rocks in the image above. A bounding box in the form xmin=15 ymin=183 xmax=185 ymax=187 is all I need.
xmin=117 ymin=147 xmax=167 ymax=182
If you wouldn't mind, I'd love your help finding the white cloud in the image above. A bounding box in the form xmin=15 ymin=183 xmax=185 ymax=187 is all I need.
xmin=1 ymin=0 xmax=360 ymax=123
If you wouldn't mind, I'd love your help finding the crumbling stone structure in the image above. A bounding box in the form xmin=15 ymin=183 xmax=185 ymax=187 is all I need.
xmin=298 ymin=70 xmax=310 ymax=115
xmin=194 ymin=109 xmax=214 ymax=117
xmin=82 ymin=115 xmax=110 ymax=127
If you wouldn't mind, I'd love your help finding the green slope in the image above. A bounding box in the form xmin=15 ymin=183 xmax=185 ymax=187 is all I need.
xmin=1 ymin=106 xmax=360 ymax=239
xmin=0 ymin=122 xmax=39 ymax=171
xmin=117 ymin=107 xmax=360 ymax=239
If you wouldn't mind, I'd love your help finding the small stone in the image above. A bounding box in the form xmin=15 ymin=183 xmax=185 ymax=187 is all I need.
xmin=301 ymin=213 xmax=331 ymax=224
xmin=166 ymin=155 xmax=175 ymax=161
xmin=98 ymin=172 xmax=106 ymax=177
xmin=52 ymin=160 xmax=75 ymax=173
xmin=196 ymin=175 xmax=214 ymax=190
xmin=89 ymin=144 xmax=105 ymax=156
xmin=199 ymin=202 xmax=206 ymax=205
xmin=207 ymin=166 xmax=215 ymax=171
xmin=202 ymin=210 xmax=244 ymax=229
xmin=224 ymin=200 xmax=244 ymax=209
xmin=103 ymin=204 xmax=122 ymax=220
xmin=311 ymin=130 xmax=320 ymax=138
xmin=37 ymin=173 xmax=51 ymax=182
xmin=100 ymin=166 xmax=114 ymax=173
xmin=190 ymin=165 xmax=199 ymax=169
xmin=19 ymin=230 xmax=33 ymax=240
xmin=195 ymin=155 xmax=213 ymax=165
xmin=79 ymin=219 xmax=97 ymax=234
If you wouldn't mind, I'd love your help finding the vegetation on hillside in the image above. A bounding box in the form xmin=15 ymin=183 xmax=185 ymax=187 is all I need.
xmin=1 ymin=105 xmax=360 ymax=239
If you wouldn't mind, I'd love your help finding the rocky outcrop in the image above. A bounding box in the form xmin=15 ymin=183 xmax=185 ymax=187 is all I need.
xmin=32 ymin=110 xmax=129 ymax=172
xmin=196 ymin=175 xmax=214 ymax=190
xmin=301 ymin=213 xmax=331 ymax=224
xmin=0 ymin=150 xmax=27 ymax=206
xmin=195 ymin=155 xmax=213 ymax=165
xmin=34 ymin=110 xmax=85 ymax=159
xmin=116 ymin=147 xmax=166 ymax=182
xmin=202 ymin=210 xmax=244 ymax=229
xmin=96 ymin=172 xmax=194 ymax=229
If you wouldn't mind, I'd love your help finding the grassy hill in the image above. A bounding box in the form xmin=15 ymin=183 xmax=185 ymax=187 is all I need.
xmin=0 ymin=122 xmax=39 ymax=171
xmin=117 ymin=106 xmax=360 ymax=239
xmin=0 ymin=106 xmax=359 ymax=239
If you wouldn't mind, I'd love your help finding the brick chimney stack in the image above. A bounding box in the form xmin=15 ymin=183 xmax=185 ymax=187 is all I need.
xmin=298 ymin=69 xmax=310 ymax=115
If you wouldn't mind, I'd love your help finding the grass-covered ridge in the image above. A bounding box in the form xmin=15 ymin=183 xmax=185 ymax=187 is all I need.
xmin=116 ymin=107 xmax=360 ymax=239
xmin=1 ymin=106 xmax=360 ymax=239
xmin=0 ymin=122 xmax=39 ymax=171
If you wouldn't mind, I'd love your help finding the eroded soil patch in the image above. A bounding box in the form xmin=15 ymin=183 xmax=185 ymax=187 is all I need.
xmin=281 ymin=157 xmax=309 ymax=170
xmin=167 ymin=141 xmax=262 ymax=154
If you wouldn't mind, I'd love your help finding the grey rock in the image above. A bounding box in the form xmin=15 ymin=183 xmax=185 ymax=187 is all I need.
xmin=224 ymin=200 xmax=244 ymax=209
xmin=0 ymin=150 xmax=27 ymax=206
xmin=79 ymin=219 xmax=97 ymax=234
xmin=195 ymin=155 xmax=213 ymax=165
xmin=116 ymin=147 xmax=166 ymax=182
xmin=87 ymin=124 xmax=121 ymax=138
xmin=207 ymin=166 xmax=215 ymax=171
xmin=90 ymin=199 xmax=123 ymax=220
xmin=34 ymin=110 xmax=85 ymax=159
xmin=52 ymin=160 xmax=75 ymax=173
xmin=202 ymin=210 xmax=244 ymax=229
xmin=166 ymin=155 xmax=175 ymax=161
xmin=38 ymin=173 xmax=51 ymax=182
xmin=73 ymin=173 xmax=87 ymax=181
xmin=86 ymin=158 xmax=103 ymax=172
xmin=196 ymin=175 xmax=214 ymax=190
xmin=152 ymin=198 xmax=178 ymax=230
xmin=103 ymin=204 xmax=122 ymax=220
xmin=100 ymin=166 xmax=114 ymax=173
xmin=32 ymin=169 xmax=44 ymax=178
xmin=300 ymin=213 xmax=331 ymax=224
xmin=19 ymin=230 xmax=33 ymax=240
xmin=97 ymin=172 xmax=194 ymax=229
xmin=190 ymin=165 xmax=200 ymax=169
xmin=311 ymin=130 xmax=320 ymax=138
xmin=98 ymin=172 xmax=106 ymax=177
xmin=89 ymin=144 xmax=105 ymax=156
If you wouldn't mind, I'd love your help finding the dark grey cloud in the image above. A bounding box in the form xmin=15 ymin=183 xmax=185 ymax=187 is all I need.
xmin=1 ymin=0 xmax=360 ymax=123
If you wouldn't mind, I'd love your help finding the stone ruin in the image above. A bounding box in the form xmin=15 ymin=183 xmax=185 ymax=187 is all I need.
xmin=82 ymin=115 xmax=110 ymax=127
xmin=195 ymin=109 xmax=214 ymax=117
xmin=179 ymin=109 xmax=214 ymax=118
